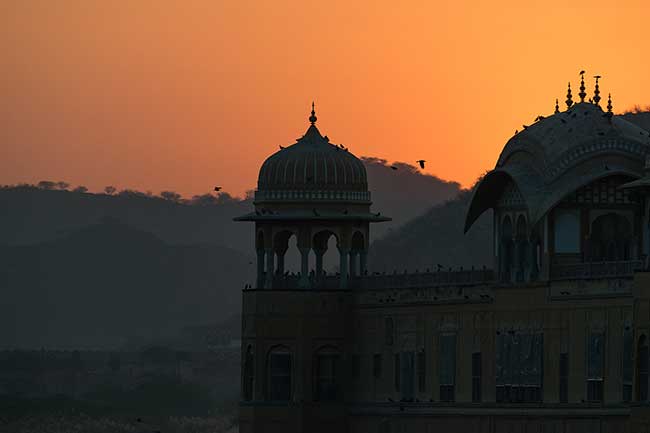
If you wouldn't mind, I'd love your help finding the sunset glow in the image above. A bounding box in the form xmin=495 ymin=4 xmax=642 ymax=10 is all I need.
xmin=1 ymin=0 xmax=649 ymax=197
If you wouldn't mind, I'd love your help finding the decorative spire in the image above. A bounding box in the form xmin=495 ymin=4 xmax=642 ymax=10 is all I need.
xmin=554 ymin=98 xmax=560 ymax=114
xmin=565 ymin=82 xmax=573 ymax=109
xmin=578 ymin=70 xmax=587 ymax=102
xmin=309 ymin=101 xmax=317 ymax=125
xmin=607 ymin=93 xmax=613 ymax=114
xmin=593 ymin=75 xmax=601 ymax=106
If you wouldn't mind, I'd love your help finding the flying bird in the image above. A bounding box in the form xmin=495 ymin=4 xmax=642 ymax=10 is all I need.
xmin=214 ymin=186 xmax=222 ymax=192
xmin=416 ymin=160 xmax=426 ymax=169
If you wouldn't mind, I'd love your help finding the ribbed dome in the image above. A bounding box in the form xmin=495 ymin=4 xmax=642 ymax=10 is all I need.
xmin=255 ymin=121 xmax=370 ymax=203
xmin=497 ymin=102 xmax=650 ymax=181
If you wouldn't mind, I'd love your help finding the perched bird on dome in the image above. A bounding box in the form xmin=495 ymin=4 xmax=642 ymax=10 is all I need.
xmin=279 ymin=145 xmax=285 ymax=150
xmin=214 ymin=186 xmax=222 ymax=192
xmin=416 ymin=160 xmax=426 ymax=169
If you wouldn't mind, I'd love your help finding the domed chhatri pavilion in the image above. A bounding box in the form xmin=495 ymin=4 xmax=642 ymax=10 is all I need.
xmin=237 ymin=76 xmax=650 ymax=433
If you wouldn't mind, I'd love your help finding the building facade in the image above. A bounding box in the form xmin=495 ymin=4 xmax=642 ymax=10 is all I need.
xmin=236 ymin=81 xmax=650 ymax=433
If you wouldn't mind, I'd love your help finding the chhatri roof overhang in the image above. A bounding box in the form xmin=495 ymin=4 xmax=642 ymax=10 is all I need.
xmin=464 ymin=72 xmax=650 ymax=233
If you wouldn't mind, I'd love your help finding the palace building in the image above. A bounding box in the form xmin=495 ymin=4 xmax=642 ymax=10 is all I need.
xmin=235 ymin=77 xmax=650 ymax=433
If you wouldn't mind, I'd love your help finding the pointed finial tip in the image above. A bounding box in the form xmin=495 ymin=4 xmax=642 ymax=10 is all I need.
xmin=309 ymin=101 xmax=317 ymax=125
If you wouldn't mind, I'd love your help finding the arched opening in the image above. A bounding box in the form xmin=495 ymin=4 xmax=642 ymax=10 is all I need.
xmin=313 ymin=346 xmax=340 ymax=402
xmin=350 ymin=231 xmax=366 ymax=278
xmin=638 ymin=335 xmax=648 ymax=402
xmin=255 ymin=230 xmax=265 ymax=289
xmin=267 ymin=346 xmax=292 ymax=402
xmin=589 ymin=213 xmax=632 ymax=262
xmin=243 ymin=345 xmax=254 ymax=401
xmin=500 ymin=215 xmax=513 ymax=282
xmin=313 ymin=230 xmax=339 ymax=288
xmin=515 ymin=215 xmax=527 ymax=282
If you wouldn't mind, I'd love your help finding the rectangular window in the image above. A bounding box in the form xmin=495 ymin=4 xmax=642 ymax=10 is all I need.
xmin=640 ymin=340 xmax=649 ymax=401
xmin=373 ymin=354 xmax=382 ymax=379
xmin=622 ymin=328 xmax=633 ymax=402
xmin=439 ymin=334 xmax=456 ymax=402
xmin=559 ymin=353 xmax=568 ymax=403
xmin=496 ymin=332 xmax=543 ymax=403
xmin=394 ymin=353 xmax=400 ymax=391
xmin=315 ymin=353 xmax=339 ymax=401
xmin=586 ymin=332 xmax=605 ymax=402
xmin=268 ymin=352 xmax=292 ymax=401
xmin=472 ymin=352 xmax=482 ymax=402
xmin=400 ymin=352 xmax=415 ymax=401
xmin=417 ymin=351 xmax=426 ymax=393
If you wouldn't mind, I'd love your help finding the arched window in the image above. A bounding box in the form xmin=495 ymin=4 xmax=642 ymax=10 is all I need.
xmin=267 ymin=346 xmax=292 ymax=402
xmin=314 ymin=346 xmax=340 ymax=401
xmin=590 ymin=213 xmax=632 ymax=262
xmin=243 ymin=345 xmax=254 ymax=401
xmin=554 ymin=209 xmax=580 ymax=253
xmin=638 ymin=335 xmax=648 ymax=402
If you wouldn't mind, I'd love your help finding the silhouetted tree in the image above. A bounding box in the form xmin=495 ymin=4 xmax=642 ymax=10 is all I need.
xmin=190 ymin=193 xmax=219 ymax=206
xmin=160 ymin=191 xmax=183 ymax=203
xmin=118 ymin=189 xmax=148 ymax=198
xmin=37 ymin=180 xmax=56 ymax=190
xmin=104 ymin=186 xmax=117 ymax=195
xmin=73 ymin=186 xmax=88 ymax=193
xmin=56 ymin=181 xmax=70 ymax=191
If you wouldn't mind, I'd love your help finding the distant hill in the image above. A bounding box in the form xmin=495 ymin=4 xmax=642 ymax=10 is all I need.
xmin=369 ymin=186 xmax=493 ymax=272
xmin=0 ymin=219 xmax=251 ymax=349
xmin=0 ymin=158 xmax=459 ymax=252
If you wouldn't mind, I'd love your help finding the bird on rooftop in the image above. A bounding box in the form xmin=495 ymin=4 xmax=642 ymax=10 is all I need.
xmin=416 ymin=160 xmax=426 ymax=169
xmin=279 ymin=145 xmax=285 ymax=150
xmin=214 ymin=186 xmax=222 ymax=192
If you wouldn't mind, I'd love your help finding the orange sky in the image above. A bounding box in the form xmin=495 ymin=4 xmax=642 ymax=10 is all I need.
xmin=1 ymin=0 xmax=649 ymax=197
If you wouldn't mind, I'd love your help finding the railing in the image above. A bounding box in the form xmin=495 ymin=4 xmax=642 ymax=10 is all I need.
xmin=550 ymin=260 xmax=643 ymax=280
xmin=262 ymin=269 xmax=496 ymax=290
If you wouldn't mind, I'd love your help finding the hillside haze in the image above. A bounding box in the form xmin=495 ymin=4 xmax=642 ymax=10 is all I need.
xmin=1 ymin=158 xmax=459 ymax=348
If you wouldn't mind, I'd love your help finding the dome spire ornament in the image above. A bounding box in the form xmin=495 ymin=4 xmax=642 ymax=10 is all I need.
xmin=607 ymin=93 xmax=613 ymax=113
xmin=593 ymin=75 xmax=602 ymax=106
xmin=554 ymin=98 xmax=560 ymax=114
xmin=309 ymin=101 xmax=317 ymax=125
xmin=578 ymin=70 xmax=587 ymax=103
xmin=565 ymin=82 xmax=574 ymax=109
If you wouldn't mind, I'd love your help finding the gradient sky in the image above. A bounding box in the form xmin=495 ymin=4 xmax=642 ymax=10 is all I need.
xmin=1 ymin=1 xmax=649 ymax=197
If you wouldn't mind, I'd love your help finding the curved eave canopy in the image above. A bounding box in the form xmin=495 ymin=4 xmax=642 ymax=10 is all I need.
xmin=464 ymin=165 xmax=544 ymax=233
xmin=234 ymin=211 xmax=391 ymax=223
xmin=465 ymin=164 xmax=641 ymax=233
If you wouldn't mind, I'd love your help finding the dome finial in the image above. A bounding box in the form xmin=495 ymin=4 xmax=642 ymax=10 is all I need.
xmin=578 ymin=70 xmax=586 ymax=102
xmin=565 ymin=82 xmax=573 ymax=109
xmin=309 ymin=101 xmax=317 ymax=125
xmin=554 ymin=98 xmax=560 ymax=114
xmin=607 ymin=93 xmax=613 ymax=114
xmin=593 ymin=75 xmax=602 ymax=106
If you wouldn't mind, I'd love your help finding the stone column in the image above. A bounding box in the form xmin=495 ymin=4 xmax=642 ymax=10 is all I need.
xmin=314 ymin=248 xmax=325 ymax=279
xmin=339 ymin=247 xmax=350 ymax=289
xmin=256 ymin=249 xmax=265 ymax=289
xmin=265 ymin=248 xmax=274 ymax=289
xmin=276 ymin=250 xmax=286 ymax=276
xmin=299 ymin=247 xmax=310 ymax=289
xmin=349 ymin=250 xmax=358 ymax=278
xmin=359 ymin=250 xmax=368 ymax=275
